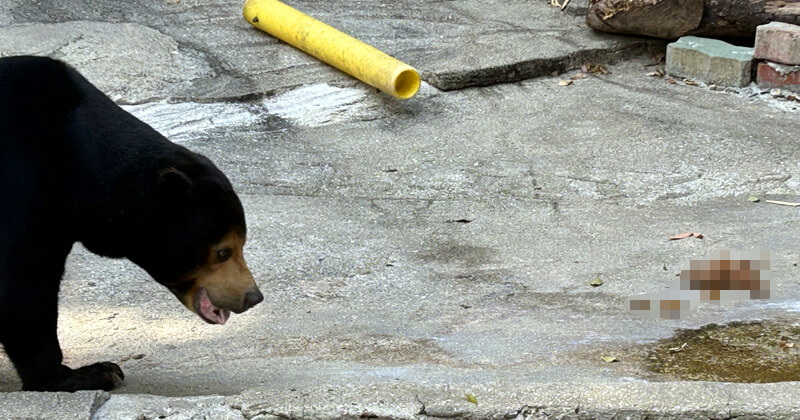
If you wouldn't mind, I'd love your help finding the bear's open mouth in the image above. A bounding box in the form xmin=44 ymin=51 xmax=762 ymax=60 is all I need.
xmin=193 ymin=288 xmax=231 ymax=325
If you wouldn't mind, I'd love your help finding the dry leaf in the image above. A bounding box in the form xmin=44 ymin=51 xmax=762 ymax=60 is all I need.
xmin=646 ymin=53 xmax=665 ymax=66
xmin=119 ymin=353 xmax=146 ymax=362
xmin=559 ymin=80 xmax=574 ymax=86
xmin=589 ymin=277 xmax=603 ymax=287
xmin=668 ymin=343 xmax=688 ymax=353
xmin=601 ymin=356 xmax=618 ymax=363
xmin=669 ymin=232 xmax=704 ymax=241
xmin=666 ymin=78 xmax=676 ymax=84
xmin=465 ymin=393 xmax=478 ymax=405
xmin=586 ymin=64 xmax=609 ymax=74
xmin=570 ymin=73 xmax=587 ymax=80
xmin=683 ymin=79 xmax=698 ymax=86
xmin=779 ymin=342 xmax=795 ymax=349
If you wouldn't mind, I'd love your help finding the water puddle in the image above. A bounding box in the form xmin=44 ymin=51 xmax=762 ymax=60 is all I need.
xmin=642 ymin=318 xmax=799 ymax=383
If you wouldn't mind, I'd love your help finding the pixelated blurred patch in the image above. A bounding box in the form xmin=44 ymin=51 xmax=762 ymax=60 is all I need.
xmin=627 ymin=249 xmax=771 ymax=320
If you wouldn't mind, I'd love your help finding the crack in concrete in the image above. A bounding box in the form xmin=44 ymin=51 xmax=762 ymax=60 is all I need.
xmin=423 ymin=42 xmax=663 ymax=91
xmin=416 ymin=397 xmax=426 ymax=417
xmin=117 ymin=90 xmax=277 ymax=106
xmin=172 ymin=37 xmax=259 ymax=92
xmin=88 ymin=391 xmax=112 ymax=420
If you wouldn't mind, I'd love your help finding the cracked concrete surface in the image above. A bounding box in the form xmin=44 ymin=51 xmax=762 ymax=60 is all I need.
xmin=1 ymin=0 xmax=799 ymax=418
xmin=1 ymin=0 xmax=658 ymax=100
xmin=0 ymin=21 xmax=216 ymax=103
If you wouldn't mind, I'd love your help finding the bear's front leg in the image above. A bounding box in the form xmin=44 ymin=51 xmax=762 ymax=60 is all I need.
xmin=1 ymin=273 xmax=124 ymax=392
xmin=3 ymin=310 xmax=124 ymax=392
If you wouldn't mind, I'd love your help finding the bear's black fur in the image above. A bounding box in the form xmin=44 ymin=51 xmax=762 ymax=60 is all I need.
xmin=0 ymin=56 xmax=263 ymax=391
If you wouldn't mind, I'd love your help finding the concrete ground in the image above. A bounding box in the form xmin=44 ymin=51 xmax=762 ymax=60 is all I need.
xmin=1 ymin=0 xmax=799 ymax=418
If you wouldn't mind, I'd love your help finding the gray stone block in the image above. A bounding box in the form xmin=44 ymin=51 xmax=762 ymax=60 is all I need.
xmin=666 ymin=36 xmax=754 ymax=87
xmin=0 ymin=391 xmax=108 ymax=420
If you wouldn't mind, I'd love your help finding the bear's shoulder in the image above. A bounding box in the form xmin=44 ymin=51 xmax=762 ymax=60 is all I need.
xmin=0 ymin=56 xmax=83 ymax=128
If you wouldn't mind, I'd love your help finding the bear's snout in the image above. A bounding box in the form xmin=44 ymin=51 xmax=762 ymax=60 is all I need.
xmin=173 ymin=230 xmax=263 ymax=323
xmin=242 ymin=289 xmax=264 ymax=312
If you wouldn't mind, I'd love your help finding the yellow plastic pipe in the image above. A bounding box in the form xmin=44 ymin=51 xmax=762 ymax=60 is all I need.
xmin=243 ymin=0 xmax=420 ymax=100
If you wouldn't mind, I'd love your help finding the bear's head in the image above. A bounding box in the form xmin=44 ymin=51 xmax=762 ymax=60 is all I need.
xmin=126 ymin=153 xmax=263 ymax=324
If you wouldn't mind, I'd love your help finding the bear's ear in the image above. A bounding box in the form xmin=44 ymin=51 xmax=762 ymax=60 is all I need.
xmin=156 ymin=167 xmax=193 ymax=196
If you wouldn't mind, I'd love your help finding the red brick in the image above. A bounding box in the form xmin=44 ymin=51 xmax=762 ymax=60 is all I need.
xmin=756 ymin=62 xmax=800 ymax=92
xmin=754 ymin=22 xmax=800 ymax=65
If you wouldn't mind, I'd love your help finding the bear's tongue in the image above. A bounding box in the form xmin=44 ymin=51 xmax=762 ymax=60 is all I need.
xmin=196 ymin=288 xmax=230 ymax=325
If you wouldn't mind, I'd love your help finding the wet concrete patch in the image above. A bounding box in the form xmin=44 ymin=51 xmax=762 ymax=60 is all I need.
xmin=572 ymin=318 xmax=800 ymax=384
xmin=124 ymin=101 xmax=264 ymax=142
xmin=263 ymin=83 xmax=384 ymax=127
xmin=643 ymin=318 xmax=800 ymax=383
xmin=269 ymin=334 xmax=465 ymax=367
xmin=123 ymin=83 xmax=389 ymax=141
xmin=507 ymin=291 xmax=626 ymax=316
xmin=417 ymin=241 xmax=495 ymax=267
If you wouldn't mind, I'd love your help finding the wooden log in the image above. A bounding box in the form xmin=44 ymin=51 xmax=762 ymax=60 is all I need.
xmin=586 ymin=0 xmax=703 ymax=39
xmin=587 ymin=0 xmax=800 ymax=39
xmin=694 ymin=0 xmax=800 ymax=37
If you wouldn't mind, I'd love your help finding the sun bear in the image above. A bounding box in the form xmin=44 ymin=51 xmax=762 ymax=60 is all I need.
xmin=0 ymin=56 xmax=263 ymax=391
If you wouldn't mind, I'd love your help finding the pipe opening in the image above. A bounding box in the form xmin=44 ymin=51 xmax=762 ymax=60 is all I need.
xmin=394 ymin=68 xmax=420 ymax=99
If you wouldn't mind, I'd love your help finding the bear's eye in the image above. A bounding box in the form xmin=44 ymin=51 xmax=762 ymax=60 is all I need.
xmin=216 ymin=247 xmax=232 ymax=263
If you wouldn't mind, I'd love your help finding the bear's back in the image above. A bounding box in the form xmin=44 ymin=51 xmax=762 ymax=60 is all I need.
xmin=0 ymin=57 xmax=82 ymax=272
